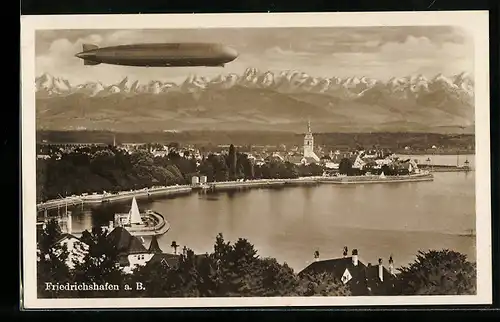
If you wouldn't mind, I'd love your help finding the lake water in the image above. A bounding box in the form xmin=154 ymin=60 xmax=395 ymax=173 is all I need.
xmin=62 ymin=166 xmax=476 ymax=273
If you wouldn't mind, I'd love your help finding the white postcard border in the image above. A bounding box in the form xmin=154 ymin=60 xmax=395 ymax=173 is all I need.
xmin=20 ymin=11 xmax=492 ymax=309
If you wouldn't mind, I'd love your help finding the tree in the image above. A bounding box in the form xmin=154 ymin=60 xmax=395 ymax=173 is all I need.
xmin=38 ymin=219 xmax=63 ymax=254
xmin=381 ymin=164 xmax=391 ymax=175
xmin=130 ymin=257 xmax=173 ymax=297
xmin=248 ymin=258 xmax=300 ymax=296
xmin=73 ymin=227 xmax=125 ymax=297
xmin=198 ymin=159 xmax=215 ymax=182
xmin=339 ymin=158 xmax=353 ymax=175
xmin=209 ymin=234 xmax=302 ymax=297
xmin=397 ymin=249 xmax=477 ymax=295
xmin=209 ymin=154 xmax=229 ymax=182
xmin=296 ymin=271 xmax=352 ymax=296
xmin=228 ymin=144 xmax=237 ymax=180
xmin=37 ymin=219 xmax=74 ymax=298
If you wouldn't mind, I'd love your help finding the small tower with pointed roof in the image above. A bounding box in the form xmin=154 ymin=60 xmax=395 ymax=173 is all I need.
xmin=148 ymin=235 xmax=163 ymax=254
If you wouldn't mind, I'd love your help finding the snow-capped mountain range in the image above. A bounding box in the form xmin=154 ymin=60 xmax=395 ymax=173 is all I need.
xmin=36 ymin=68 xmax=474 ymax=99
xmin=35 ymin=68 xmax=475 ymax=133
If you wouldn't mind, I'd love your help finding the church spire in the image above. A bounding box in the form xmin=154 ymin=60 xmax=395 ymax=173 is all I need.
xmin=307 ymin=118 xmax=311 ymax=134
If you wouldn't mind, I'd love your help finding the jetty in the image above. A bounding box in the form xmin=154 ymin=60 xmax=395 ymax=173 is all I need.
xmin=318 ymin=172 xmax=434 ymax=184
xmin=190 ymin=173 xmax=432 ymax=192
xmin=417 ymin=164 xmax=472 ymax=172
xmin=37 ymin=185 xmax=192 ymax=212
xmin=70 ymin=197 xmax=170 ymax=238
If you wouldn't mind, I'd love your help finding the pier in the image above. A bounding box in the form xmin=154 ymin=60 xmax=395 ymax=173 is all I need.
xmin=37 ymin=185 xmax=193 ymax=212
xmin=417 ymin=164 xmax=471 ymax=172
xmin=37 ymin=197 xmax=84 ymax=212
xmin=318 ymin=173 xmax=434 ymax=184
xmin=71 ymin=211 xmax=170 ymax=238
xmin=45 ymin=197 xmax=171 ymax=238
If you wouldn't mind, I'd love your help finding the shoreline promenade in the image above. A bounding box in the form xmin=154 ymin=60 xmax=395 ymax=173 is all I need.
xmin=37 ymin=173 xmax=434 ymax=212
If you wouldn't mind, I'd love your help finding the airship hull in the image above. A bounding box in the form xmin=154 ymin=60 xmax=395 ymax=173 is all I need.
xmin=75 ymin=43 xmax=238 ymax=67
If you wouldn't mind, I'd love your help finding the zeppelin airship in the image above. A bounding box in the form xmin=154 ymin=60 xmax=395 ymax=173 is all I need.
xmin=75 ymin=43 xmax=239 ymax=67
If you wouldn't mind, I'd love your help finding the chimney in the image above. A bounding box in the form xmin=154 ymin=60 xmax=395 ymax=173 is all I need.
xmin=343 ymin=246 xmax=348 ymax=258
xmin=378 ymin=258 xmax=384 ymax=282
xmin=67 ymin=212 xmax=72 ymax=235
xmin=389 ymin=255 xmax=395 ymax=276
xmin=314 ymin=250 xmax=320 ymax=262
xmin=352 ymin=249 xmax=358 ymax=266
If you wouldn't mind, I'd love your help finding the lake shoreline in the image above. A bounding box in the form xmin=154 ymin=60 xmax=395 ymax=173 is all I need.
xmin=37 ymin=173 xmax=437 ymax=212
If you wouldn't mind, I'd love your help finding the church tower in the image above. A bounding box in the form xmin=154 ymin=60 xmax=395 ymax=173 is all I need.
xmin=303 ymin=119 xmax=320 ymax=162
xmin=304 ymin=119 xmax=314 ymax=156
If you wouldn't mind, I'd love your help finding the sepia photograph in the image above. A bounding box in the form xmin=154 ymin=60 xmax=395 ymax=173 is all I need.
xmin=20 ymin=11 xmax=492 ymax=309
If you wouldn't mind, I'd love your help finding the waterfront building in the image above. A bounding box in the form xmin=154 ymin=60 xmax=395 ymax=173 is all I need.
xmin=299 ymin=248 xmax=399 ymax=295
xmin=114 ymin=197 xmax=146 ymax=228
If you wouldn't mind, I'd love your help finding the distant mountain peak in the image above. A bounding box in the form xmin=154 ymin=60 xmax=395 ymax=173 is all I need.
xmin=35 ymin=70 xmax=474 ymax=104
xmin=35 ymin=68 xmax=475 ymax=133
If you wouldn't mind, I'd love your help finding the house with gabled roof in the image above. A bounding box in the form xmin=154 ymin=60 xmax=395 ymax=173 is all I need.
xmin=299 ymin=248 xmax=400 ymax=296
xmin=140 ymin=236 xmax=180 ymax=269
xmin=145 ymin=253 xmax=181 ymax=270
xmin=144 ymin=242 xmax=211 ymax=271
xmin=106 ymin=226 xmax=154 ymax=274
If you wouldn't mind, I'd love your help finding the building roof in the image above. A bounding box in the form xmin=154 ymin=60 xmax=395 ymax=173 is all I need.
xmin=286 ymin=155 xmax=303 ymax=164
xmin=299 ymin=256 xmax=397 ymax=295
xmin=145 ymin=253 xmax=210 ymax=270
xmin=146 ymin=253 xmax=180 ymax=269
xmin=107 ymin=227 xmax=148 ymax=255
xmin=303 ymin=157 xmax=319 ymax=164
xmin=52 ymin=233 xmax=81 ymax=246
xmin=300 ymin=257 xmax=367 ymax=279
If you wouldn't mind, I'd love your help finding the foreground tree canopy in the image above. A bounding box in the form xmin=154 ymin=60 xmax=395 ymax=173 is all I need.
xmin=397 ymin=249 xmax=477 ymax=295
xmin=37 ymin=222 xmax=476 ymax=298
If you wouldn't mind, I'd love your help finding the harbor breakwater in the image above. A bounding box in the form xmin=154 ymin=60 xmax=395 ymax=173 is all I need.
xmin=417 ymin=164 xmax=472 ymax=172
xmin=37 ymin=173 xmax=434 ymax=212
xmin=37 ymin=185 xmax=193 ymax=212
xmin=71 ymin=211 xmax=170 ymax=238
xmin=318 ymin=173 xmax=434 ymax=184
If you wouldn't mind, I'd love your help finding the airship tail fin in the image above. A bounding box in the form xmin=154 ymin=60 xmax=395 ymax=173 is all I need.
xmin=82 ymin=43 xmax=99 ymax=52
xmin=84 ymin=59 xmax=100 ymax=66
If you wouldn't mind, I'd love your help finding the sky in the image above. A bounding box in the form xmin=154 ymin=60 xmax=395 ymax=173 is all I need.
xmin=35 ymin=26 xmax=474 ymax=86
